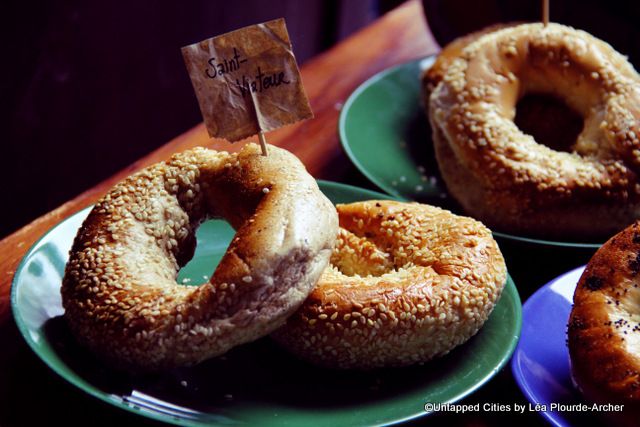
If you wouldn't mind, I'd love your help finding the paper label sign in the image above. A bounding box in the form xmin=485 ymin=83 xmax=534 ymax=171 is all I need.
xmin=182 ymin=18 xmax=313 ymax=142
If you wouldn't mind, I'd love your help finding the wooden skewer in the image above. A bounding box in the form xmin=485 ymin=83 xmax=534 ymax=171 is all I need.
xmin=258 ymin=131 xmax=269 ymax=156
xmin=250 ymin=91 xmax=268 ymax=156
xmin=542 ymin=0 xmax=549 ymax=27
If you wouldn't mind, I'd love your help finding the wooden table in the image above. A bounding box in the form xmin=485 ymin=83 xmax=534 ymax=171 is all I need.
xmin=0 ymin=1 xmax=583 ymax=425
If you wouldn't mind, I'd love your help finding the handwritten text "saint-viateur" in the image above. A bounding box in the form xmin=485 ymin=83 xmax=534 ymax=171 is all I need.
xmin=204 ymin=48 xmax=290 ymax=98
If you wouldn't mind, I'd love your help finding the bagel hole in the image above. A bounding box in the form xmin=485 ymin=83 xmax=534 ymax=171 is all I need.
xmin=176 ymin=219 xmax=234 ymax=286
xmin=330 ymin=229 xmax=398 ymax=278
xmin=330 ymin=253 xmax=396 ymax=278
xmin=514 ymin=93 xmax=583 ymax=152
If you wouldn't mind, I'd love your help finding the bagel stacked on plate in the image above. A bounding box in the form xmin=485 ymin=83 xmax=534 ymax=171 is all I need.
xmin=62 ymin=144 xmax=338 ymax=371
xmin=424 ymin=23 xmax=640 ymax=240
xmin=568 ymin=222 xmax=640 ymax=426
xmin=62 ymin=143 xmax=507 ymax=371
xmin=273 ymin=200 xmax=507 ymax=369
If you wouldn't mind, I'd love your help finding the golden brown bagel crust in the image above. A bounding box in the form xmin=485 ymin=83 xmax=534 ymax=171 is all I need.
xmin=422 ymin=23 xmax=515 ymax=97
xmin=427 ymin=23 xmax=640 ymax=240
xmin=569 ymin=222 xmax=640 ymax=424
xmin=61 ymin=144 xmax=338 ymax=371
xmin=272 ymin=200 xmax=507 ymax=369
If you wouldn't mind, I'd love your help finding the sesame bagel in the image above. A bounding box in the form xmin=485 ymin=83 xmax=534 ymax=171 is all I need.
xmin=427 ymin=23 xmax=640 ymax=240
xmin=422 ymin=23 xmax=515 ymax=97
xmin=61 ymin=143 xmax=338 ymax=371
xmin=568 ymin=222 xmax=640 ymax=426
xmin=272 ymin=200 xmax=507 ymax=369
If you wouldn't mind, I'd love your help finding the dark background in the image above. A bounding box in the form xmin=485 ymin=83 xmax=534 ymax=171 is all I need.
xmin=0 ymin=0 xmax=402 ymax=239
xmin=423 ymin=0 xmax=640 ymax=64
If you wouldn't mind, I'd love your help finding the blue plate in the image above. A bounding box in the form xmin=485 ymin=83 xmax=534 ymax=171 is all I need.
xmin=511 ymin=266 xmax=607 ymax=427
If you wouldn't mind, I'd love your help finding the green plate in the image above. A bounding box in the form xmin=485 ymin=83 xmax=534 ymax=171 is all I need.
xmin=339 ymin=58 xmax=602 ymax=249
xmin=12 ymin=180 xmax=521 ymax=426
